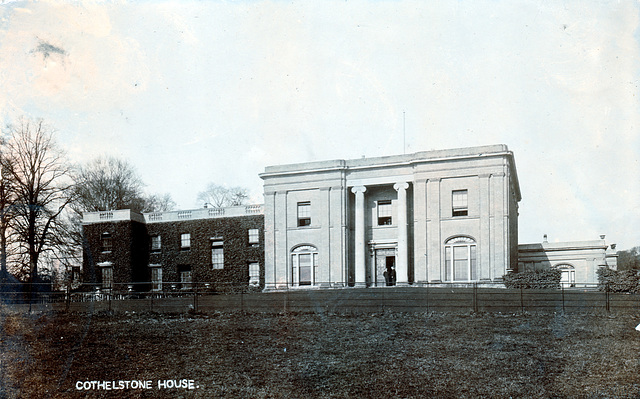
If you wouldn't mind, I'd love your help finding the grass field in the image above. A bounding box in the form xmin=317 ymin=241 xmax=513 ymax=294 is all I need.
xmin=2 ymin=310 xmax=640 ymax=398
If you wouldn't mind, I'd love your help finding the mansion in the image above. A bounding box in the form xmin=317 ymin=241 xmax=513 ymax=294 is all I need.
xmin=82 ymin=145 xmax=617 ymax=291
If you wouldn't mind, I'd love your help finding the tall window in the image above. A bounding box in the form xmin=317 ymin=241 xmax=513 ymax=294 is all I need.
xmin=151 ymin=266 xmax=162 ymax=291
xmin=211 ymin=239 xmax=224 ymax=269
xmin=101 ymin=267 xmax=113 ymax=289
xmin=452 ymin=190 xmax=468 ymax=217
xmin=179 ymin=265 xmax=192 ymax=290
xmin=248 ymin=262 xmax=260 ymax=287
xmin=180 ymin=233 xmax=191 ymax=250
xmin=248 ymin=229 xmax=259 ymax=246
xmin=377 ymin=200 xmax=393 ymax=225
xmin=291 ymin=245 xmax=318 ymax=286
xmin=101 ymin=232 xmax=112 ymax=253
xmin=151 ymin=235 xmax=161 ymax=252
xmin=444 ymin=236 xmax=477 ymax=281
xmin=297 ymin=202 xmax=311 ymax=227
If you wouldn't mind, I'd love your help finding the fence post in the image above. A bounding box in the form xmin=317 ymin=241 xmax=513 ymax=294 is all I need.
xmin=473 ymin=282 xmax=478 ymax=313
xmin=520 ymin=286 xmax=524 ymax=314
xmin=426 ymin=282 xmax=429 ymax=313
xmin=65 ymin=281 xmax=71 ymax=313
xmin=241 ymin=286 xmax=245 ymax=313
xmin=193 ymin=283 xmax=198 ymax=313
xmin=284 ymin=284 xmax=289 ymax=313
xmin=561 ymin=284 xmax=565 ymax=313
xmin=606 ymin=284 xmax=610 ymax=313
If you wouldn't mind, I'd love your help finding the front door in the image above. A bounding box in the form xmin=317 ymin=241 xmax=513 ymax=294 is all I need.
xmin=385 ymin=256 xmax=396 ymax=286
xmin=375 ymin=248 xmax=396 ymax=286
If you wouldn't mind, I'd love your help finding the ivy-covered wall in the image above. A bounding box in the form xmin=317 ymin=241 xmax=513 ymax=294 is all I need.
xmin=82 ymin=214 xmax=265 ymax=291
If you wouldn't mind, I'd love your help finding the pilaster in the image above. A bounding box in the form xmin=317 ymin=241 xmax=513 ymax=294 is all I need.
xmin=352 ymin=186 xmax=367 ymax=287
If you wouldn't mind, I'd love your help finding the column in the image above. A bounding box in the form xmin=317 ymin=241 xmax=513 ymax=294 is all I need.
xmin=351 ymin=186 xmax=367 ymax=287
xmin=394 ymin=182 xmax=409 ymax=285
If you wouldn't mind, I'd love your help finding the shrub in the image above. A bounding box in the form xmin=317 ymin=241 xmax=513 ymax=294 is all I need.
xmin=597 ymin=268 xmax=640 ymax=293
xmin=502 ymin=269 xmax=562 ymax=289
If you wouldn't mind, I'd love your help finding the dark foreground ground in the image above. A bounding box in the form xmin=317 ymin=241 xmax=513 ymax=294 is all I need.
xmin=2 ymin=310 xmax=640 ymax=398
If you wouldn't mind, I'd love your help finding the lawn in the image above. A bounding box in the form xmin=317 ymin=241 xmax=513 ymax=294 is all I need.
xmin=2 ymin=310 xmax=640 ymax=398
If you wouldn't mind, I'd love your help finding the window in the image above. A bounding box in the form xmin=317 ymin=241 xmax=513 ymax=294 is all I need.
xmin=179 ymin=265 xmax=192 ymax=290
xmin=377 ymin=200 xmax=393 ymax=225
xmin=211 ymin=239 xmax=224 ymax=269
xmin=151 ymin=235 xmax=161 ymax=252
xmin=297 ymin=202 xmax=311 ymax=227
xmin=555 ymin=264 xmax=576 ymax=288
xmin=291 ymin=245 xmax=318 ymax=286
xmin=444 ymin=236 xmax=477 ymax=282
xmin=151 ymin=266 xmax=162 ymax=291
xmin=452 ymin=190 xmax=468 ymax=217
xmin=248 ymin=229 xmax=259 ymax=246
xmin=249 ymin=262 xmax=260 ymax=287
xmin=101 ymin=232 xmax=112 ymax=252
xmin=180 ymin=233 xmax=191 ymax=250
xmin=101 ymin=267 xmax=113 ymax=289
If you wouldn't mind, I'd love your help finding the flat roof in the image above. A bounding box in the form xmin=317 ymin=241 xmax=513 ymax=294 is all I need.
xmin=260 ymin=144 xmax=521 ymax=200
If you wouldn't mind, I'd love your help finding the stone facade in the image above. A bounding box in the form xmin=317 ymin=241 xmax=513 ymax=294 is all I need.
xmin=518 ymin=235 xmax=618 ymax=286
xmin=82 ymin=207 xmax=264 ymax=292
xmin=260 ymin=145 xmax=521 ymax=290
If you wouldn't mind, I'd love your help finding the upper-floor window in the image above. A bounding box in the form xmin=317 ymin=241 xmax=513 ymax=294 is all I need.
xmin=297 ymin=202 xmax=311 ymax=227
xmin=101 ymin=232 xmax=112 ymax=253
xmin=452 ymin=190 xmax=468 ymax=217
xmin=151 ymin=235 xmax=161 ymax=252
xmin=180 ymin=233 xmax=191 ymax=250
xmin=211 ymin=239 xmax=224 ymax=269
xmin=248 ymin=229 xmax=259 ymax=246
xmin=377 ymin=200 xmax=393 ymax=225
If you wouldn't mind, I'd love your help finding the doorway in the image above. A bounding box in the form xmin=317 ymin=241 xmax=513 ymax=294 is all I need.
xmin=374 ymin=248 xmax=396 ymax=286
xmin=385 ymin=256 xmax=396 ymax=286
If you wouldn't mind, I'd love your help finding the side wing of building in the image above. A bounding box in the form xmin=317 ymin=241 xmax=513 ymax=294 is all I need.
xmin=260 ymin=145 xmax=521 ymax=290
xmin=82 ymin=207 xmax=264 ymax=292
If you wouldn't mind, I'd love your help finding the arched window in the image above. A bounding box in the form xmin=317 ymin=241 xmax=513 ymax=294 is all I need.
xmin=444 ymin=236 xmax=477 ymax=282
xmin=291 ymin=245 xmax=318 ymax=286
xmin=554 ymin=264 xmax=575 ymax=288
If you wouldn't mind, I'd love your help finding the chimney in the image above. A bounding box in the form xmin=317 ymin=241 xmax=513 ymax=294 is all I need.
xmin=543 ymin=234 xmax=548 ymax=243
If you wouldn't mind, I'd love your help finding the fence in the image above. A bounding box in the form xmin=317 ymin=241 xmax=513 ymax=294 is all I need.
xmin=1 ymin=282 xmax=639 ymax=314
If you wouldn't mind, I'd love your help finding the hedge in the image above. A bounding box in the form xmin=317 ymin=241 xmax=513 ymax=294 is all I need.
xmin=597 ymin=268 xmax=640 ymax=293
xmin=502 ymin=269 xmax=562 ymax=289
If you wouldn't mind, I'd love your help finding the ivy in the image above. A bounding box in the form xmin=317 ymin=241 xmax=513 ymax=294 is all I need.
xmin=502 ymin=269 xmax=562 ymax=289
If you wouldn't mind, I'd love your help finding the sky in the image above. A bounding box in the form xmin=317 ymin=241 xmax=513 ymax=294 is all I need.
xmin=0 ymin=0 xmax=638 ymax=250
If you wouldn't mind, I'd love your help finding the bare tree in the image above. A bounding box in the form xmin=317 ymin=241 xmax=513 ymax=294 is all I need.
xmin=197 ymin=183 xmax=248 ymax=208
xmin=1 ymin=118 xmax=73 ymax=285
xmin=142 ymin=193 xmax=176 ymax=212
xmin=72 ymin=156 xmax=146 ymax=212
xmin=72 ymin=156 xmax=176 ymax=213
xmin=0 ymin=137 xmax=17 ymax=284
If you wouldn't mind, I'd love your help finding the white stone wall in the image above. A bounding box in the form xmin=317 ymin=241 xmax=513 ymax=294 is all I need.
xmin=261 ymin=145 xmax=521 ymax=290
